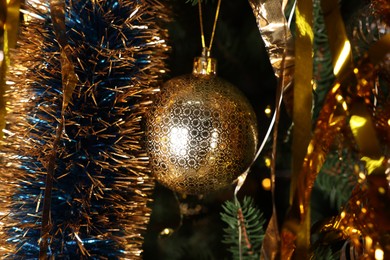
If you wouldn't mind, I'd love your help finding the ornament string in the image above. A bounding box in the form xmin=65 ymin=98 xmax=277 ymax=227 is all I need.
xmin=241 ymin=0 xmax=295 ymax=202
xmin=198 ymin=0 xmax=222 ymax=53
xmin=233 ymin=82 xmax=283 ymax=259
xmin=235 ymin=2 xmax=296 ymax=258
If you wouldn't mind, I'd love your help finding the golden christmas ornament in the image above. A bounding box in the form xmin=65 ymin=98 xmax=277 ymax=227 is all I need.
xmin=146 ymin=0 xmax=258 ymax=195
xmin=146 ymin=49 xmax=258 ymax=195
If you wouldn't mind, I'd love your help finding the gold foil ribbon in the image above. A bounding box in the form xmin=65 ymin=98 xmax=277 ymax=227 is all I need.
xmin=248 ymin=0 xmax=294 ymax=84
xmin=282 ymin=81 xmax=347 ymax=259
xmin=282 ymin=0 xmax=352 ymax=258
xmin=287 ymin=0 xmax=314 ymax=258
xmin=282 ymin=0 xmax=389 ymax=255
xmin=0 ymin=0 xmax=21 ymax=139
xmin=40 ymin=1 xmax=79 ymax=258
xmin=248 ymin=1 xmax=294 ymax=259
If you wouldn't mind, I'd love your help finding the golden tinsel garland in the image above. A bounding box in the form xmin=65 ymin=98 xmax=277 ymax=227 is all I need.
xmin=0 ymin=0 xmax=169 ymax=258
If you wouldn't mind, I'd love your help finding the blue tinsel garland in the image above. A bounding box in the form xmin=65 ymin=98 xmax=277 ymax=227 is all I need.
xmin=0 ymin=0 xmax=169 ymax=258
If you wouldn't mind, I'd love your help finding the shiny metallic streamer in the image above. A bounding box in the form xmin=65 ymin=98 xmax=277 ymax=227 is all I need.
xmin=281 ymin=0 xmax=346 ymax=257
xmin=248 ymin=0 xmax=294 ymax=83
xmin=312 ymin=6 xmax=390 ymax=259
xmin=288 ymin=0 xmax=314 ymax=257
xmin=0 ymin=0 xmax=21 ymax=139
xmin=311 ymin=36 xmax=390 ymax=257
xmin=280 ymin=0 xmax=340 ymax=257
xmin=248 ymin=3 xmax=294 ymax=259
xmin=0 ymin=0 xmax=169 ymax=258
xmin=282 ymin=31 xmax=390 ymax=260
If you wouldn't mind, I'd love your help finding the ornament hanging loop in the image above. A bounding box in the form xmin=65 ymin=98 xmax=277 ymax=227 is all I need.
xmin=195 ymin=0 xmax=222 ymax=77
xmin=197 ymin=0 xmax=221 ymax=54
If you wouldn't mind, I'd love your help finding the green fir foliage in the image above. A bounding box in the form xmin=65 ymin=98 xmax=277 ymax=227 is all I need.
xmin=185 ymin=0 xmax=213 ymax=6
xmin=185 ymin=0 xmax=198 ymax=5
xmin=316 ymin=149 xmax=358 ymax=207
xmin=311 ymin=246 xmax=339 ymax=260
xmin=312 ymin=0 xmax=335 ymax=122
xmin=221 ymin=196 xmax=266 ymax=260
xmin=312 ymin=148 xmax=359 ymax=225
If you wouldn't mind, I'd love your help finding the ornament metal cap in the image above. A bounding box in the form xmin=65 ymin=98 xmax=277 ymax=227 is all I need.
xmin=192 ymin=47 xmax=217 ymax=77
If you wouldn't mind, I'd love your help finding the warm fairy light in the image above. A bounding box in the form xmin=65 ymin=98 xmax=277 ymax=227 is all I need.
xmin=341 ymin=211 xmax=346 ymax=218
xmin=331 ymin=83 xmax=341 ymax=93
xmin=343 ymin=226 xmax=361 ymax=236
xmin=262 ymin=178 xmax=271 ymax=191
xmin=160 ymin=228 xmax=174 ymax=236
xmin=264 ymin=156 xmax=271 ymax=168
xmin=387 ymin=160 xmax=390 ymax=187
xmin=361 ymin=207 xmax=367 ymax=214
xmin=342 ymin=101 xmax=348 ymax=111
xmin=264 ymin=105 xmax=272 ymax=117
xmin=353 ymin=68 xmax=359 ymax=74
xmin=387 ymin=119 xmax=390 ymax=126
xmin=335 ymin=94 xmax=348 ymax=110
xmin=365 ymin=236 xmax=373 ymax=251
xmin=378 ymin=187 xmax=386 ymax=194
xmin=333 ymin=41 xmax=351 ymax=76
xmin=359 ymin=172 xmax=366 ymax=180
xmin=360 ymin=78 xmax=368 ymax=86
xmin=351 ymin=228 xmax=359 ymax=234
xmin=375 ymin=248 xmax=384 ymax=260
xmin=307 ymin=143 xmax=314 ymax=155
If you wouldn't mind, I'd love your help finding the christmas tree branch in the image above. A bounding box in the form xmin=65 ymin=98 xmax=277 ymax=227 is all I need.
xmin=221 ymin=196 xmax=265 ymax=259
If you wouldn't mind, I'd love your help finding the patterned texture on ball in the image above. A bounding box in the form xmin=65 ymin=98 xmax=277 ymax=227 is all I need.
xmin=147 ymin=74 xmax=258 ymax=195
